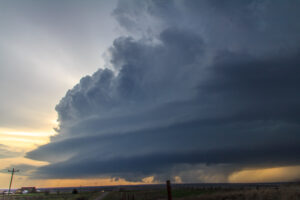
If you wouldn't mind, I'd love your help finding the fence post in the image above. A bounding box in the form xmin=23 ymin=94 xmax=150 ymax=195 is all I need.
xmin=166 ymin=180 xmax=172 ymax=200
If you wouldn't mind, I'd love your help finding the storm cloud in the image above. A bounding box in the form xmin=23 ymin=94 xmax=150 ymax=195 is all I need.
xmin=27 ymin=0 xmax=300 ymax=182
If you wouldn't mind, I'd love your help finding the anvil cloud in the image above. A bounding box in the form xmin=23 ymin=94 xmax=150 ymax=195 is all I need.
xmin=27 ymin=0 xmax=300 ymax=182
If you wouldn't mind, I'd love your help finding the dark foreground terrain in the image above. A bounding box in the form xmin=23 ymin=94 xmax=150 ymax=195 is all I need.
xmin=104 ymin=183 xmax=300 ymax=200
xmin=2 ymin=183 xmax=300 ymax=200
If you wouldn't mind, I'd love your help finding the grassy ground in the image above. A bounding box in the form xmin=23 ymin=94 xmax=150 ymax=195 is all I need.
xmin=3 ymin=184 xmax=300 ymax=200
xmin=102 ymin=185 xmax=300 ymax=200
xmin=102 ymin=188 xmax=217 ymax=200
xmin=187 ymin=186 xmax=300 ymax=200
xmin=1 ymin=191 xmax=101 ymax=200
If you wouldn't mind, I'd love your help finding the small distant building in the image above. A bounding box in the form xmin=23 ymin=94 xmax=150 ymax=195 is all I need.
xmin=20 ymin=187 xmax=36 ymax=194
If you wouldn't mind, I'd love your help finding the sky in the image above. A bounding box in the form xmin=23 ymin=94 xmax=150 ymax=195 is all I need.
xmin=1 ymin=0 xmax=300 ymax=188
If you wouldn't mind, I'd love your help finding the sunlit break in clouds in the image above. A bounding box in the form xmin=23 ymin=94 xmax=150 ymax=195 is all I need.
xmin=1 ymin=0 xmax=300 ymax=187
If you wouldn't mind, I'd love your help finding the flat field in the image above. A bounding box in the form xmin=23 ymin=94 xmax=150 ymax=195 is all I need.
xmin=2 ymin=183 xmax=300 ymax=200
xmin=1 ymin=191 xmax=101 ymax=200
xmin=103 ymin=184 xmax=300 ymax=200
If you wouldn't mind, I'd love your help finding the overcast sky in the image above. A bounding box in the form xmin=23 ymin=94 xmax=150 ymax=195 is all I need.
xmin=0 ymin=0 xmax=119 ymax=131
xmin=1 ymin=0 xmax=300 ymax=188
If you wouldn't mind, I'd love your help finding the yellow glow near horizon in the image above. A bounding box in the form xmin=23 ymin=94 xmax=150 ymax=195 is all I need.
xmin=0 ymin=125 xmax=57 ymax=152
xmin=0 ymin=176 xmax=144 ymax=189
xmin=28 ymin=178 xmax=142 ymax=188
xmin=0 ymin=120 xmax=57 ymax=188
xmin=3 ymin=165 xmax=300 ymax=189
xmin=229 ymin=165 xmax=300 ymax=183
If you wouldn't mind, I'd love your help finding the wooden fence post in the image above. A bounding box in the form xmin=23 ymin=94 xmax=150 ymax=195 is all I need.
xmin=166 ymin=180 xmax=172 ymax=200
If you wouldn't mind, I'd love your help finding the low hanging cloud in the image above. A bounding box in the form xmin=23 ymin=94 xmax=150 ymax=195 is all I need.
xmin=27 ymin=0 xmax=300 ymax=182
xmin=0 ymin=144 xmax=20 ymax=159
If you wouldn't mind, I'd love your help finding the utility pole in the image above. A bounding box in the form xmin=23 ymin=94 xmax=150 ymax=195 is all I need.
xmin=166 ymin=180 xmax=172 ymax=200
xmin=8 ymin=168 xmax=19 ymax=195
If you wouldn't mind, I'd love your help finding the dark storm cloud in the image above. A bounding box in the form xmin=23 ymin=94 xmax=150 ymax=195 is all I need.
xmin=27 ymin=0 xmax=300 ymax=182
